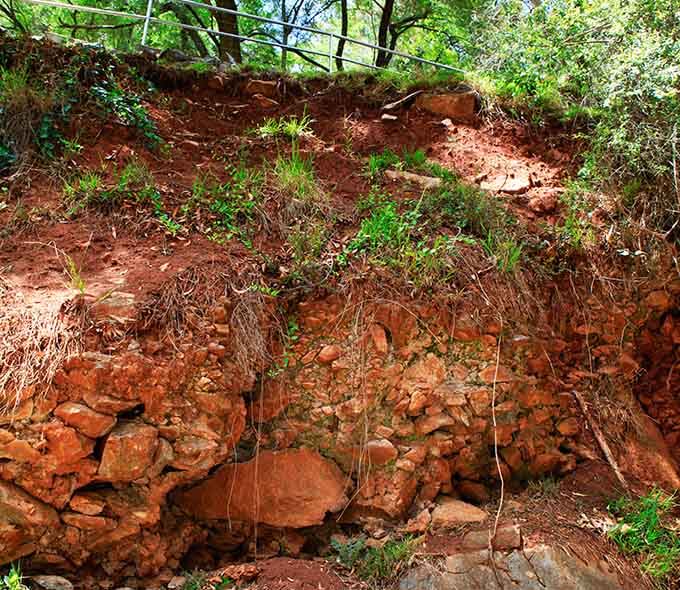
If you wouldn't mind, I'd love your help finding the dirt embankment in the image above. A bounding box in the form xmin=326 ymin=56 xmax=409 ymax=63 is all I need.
xmin=0 ymin=38 xmax=677 ymax=590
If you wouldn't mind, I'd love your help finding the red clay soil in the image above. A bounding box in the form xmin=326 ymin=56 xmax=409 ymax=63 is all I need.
xmin=247 ymin=558 xmax=357 ymax=590
xmin=0 ymin=74 xmax=575 ymax=345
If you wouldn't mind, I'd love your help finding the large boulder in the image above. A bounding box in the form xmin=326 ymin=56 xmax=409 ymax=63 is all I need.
xmin=415 ymin=91 xmax=477 ymax=120
xmin=176 ymin=448 xmax=347 ymax=528
xmin=98 ymin=422 xmax=159 ymax=482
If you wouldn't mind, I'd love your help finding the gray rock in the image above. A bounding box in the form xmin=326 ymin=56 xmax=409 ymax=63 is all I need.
xmin=400 ymin=544 xmax=624 ymax=590
xmin=31 ymin=576 xmax=74 ymax=590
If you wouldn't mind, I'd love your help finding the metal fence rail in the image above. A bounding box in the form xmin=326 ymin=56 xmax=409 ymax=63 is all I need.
xmin=19 ymin=0 xmax=463 ymax=74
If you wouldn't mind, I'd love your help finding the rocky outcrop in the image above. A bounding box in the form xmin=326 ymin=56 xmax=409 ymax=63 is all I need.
xmin=400 ymin=544 xmax=625 ymax=590
xmin=177 ymin=448 xmax=348 ymax=527
xmin=0 ymin=281 xmax=676 ymax=579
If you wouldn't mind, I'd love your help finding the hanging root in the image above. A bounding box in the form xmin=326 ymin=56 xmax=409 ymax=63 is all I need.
xmin=0 ymin=276 xmax=82 ymax=416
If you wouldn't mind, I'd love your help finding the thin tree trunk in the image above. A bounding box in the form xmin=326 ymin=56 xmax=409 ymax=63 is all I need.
xmin=375 ymin=0 xmax=394 ymax=67
xmin=281 ymin=0 xmax=290 ymax=71
xmin=214 ymin=0 xmax=242 ymax=63
xmin=335 ymin=0 xmax=348 ymax=71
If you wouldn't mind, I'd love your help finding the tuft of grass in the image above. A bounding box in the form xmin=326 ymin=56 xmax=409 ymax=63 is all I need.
xmin=272 ymin=143 xmax=319 ymax=202
xmin=482 ymin=231 xmax=523 ymax=273
xmin=609 ymin=489 xmax=680 ymax=584
xmin=0 ymin=563 xmax=28 ymax=590
xmin=64 ymin=254 xmax=86 ymax=295
xmin=63 ymin=171 xmax=103 ymax=215
xmin=332 ymin=535 xmax=419 ymax=584
xmin=366 ymin=148 xmax=401 ymax=180
xmin=527 ymin=476 xmax=560 ymax=499
xmin=256 ymin=113 xmax=312 ymax=140
xmin=180 ymin=571 xmax=206 ymax=590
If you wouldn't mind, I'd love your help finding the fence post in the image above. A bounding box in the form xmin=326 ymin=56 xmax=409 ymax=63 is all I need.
xmin=141 ymin=0 xmax=154 ymax=46
xmin=327 ymin=33 xmax=333 ymax=73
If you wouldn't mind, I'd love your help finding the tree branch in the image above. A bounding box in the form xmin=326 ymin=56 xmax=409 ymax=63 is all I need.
xmin=249 ymin=28 xmax=329 ymax=71
xmin=56 ymin=19 xmax=137 ymax=31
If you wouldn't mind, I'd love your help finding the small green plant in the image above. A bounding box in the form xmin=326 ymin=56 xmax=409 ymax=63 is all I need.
xmin=528 ymin=476 xmax=560 ymax=498
xmin=61 ymin=138 xmax=83 ymax=159
xmin=482 ymin=231 xmax=523 ymax=272
xmin=117 ymin=159 xmax=154 ymax=193
xmin=332 ymin=535 xmax=418 ymax=583
xmin=180 ymin=571 xmax=206 ymax=590
xmin=347 ymin=201 xmax=416 ymax=255
xmin=272 ymin=143 xmax=319 ymax=203
xmin=0 ymin=563 xmax=28 ymax=590
xmin=63 ymin=254 xmax=86 ymax=294
xmin=0 ymin=67 xmax=56 ymax=160
xmin=609 ymin=489 xmax=680 ymax=583
xmin=356 ymin=186 xmax=390 ymax=213
xmin=366 ymin=148 xmax=401 ymax=179
xmin=63 ymin=171 xmax=103 ymax=215
xmin=256 ymin=112 xmax=312 ymax=140
xmin=187 ymin=61 xmax=211 ymax=74
xmin=332 ymin=536 xmax=367 ymax=569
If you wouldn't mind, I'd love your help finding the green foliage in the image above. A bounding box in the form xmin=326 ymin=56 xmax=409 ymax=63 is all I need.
xmin=209 ymin=164 xmax=262 ymax=237
xmin=63 ymin=159 xmax=182 ymax=235
xmin=256 ymin=113 xmax=313 ymax=140
xmin=332 ymin=535 xmax=418 ymax=583
xmin=63 ymin=170 xmax=103 ymax=215
xmin=366 ymin=148 xmax=455 ymax=183
xmin=609 ymin=489 xmax=680 ymax=584
xmin=180 ymin=571 xmax=206 ymax=590
xmin=347 ymin=200 xmax=416 ymax=254
xmin=366 ymin=148 xmax=401 ymax=179
xmin=420 ymin=180 xmax=509 ymax=239
xmin=272 ymin=143 xmax=319 ymax=202
xmin=342 ymin=198 xmax=454 ymax=288
xmin=0 ymin=143 xmax=16 ymax=173
xmin=0 ymin=66 xmax=55 ymax=160
xmin=91 ymin=82 xmax=160 ymax=147
xmin=0 ymin=563 xmax=27 ymax=590
xmin=482 ymin=231 xmax=523 ymax=273
xmin=472 ymin=0 xmax=680 ymax=233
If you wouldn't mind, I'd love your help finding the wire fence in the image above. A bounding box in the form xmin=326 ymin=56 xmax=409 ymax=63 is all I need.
xmin=19 ymin=0 xmax=463 ymax=74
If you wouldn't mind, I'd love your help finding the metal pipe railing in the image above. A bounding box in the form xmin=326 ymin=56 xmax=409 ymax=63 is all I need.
xmin=19 ymin=0 xmax=462 ymax=74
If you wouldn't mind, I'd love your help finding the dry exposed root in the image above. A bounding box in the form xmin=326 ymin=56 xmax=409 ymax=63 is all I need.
xmin=0 ymin=276 xmax=82 ymax=416
xmin=139 ymin=265 xmax=230 ymax=340
xmin=230 ymin=286 xmax=271 ymax=374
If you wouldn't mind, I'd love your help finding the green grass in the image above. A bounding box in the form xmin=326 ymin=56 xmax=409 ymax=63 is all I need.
xmin=256 ymin=113 xmax=313 ymax=140
xmin=63 ymin=171 xmax=103 ymax=215
xmin=366 ymin=148 xmax=455 ymax=183
xmin=609 ymin=489 xmax=680 ymax=585
xmin=366 ymin=148 xmax=401 ymax=179
xmin=272 ymin=143 xmax=320 ymax=204
xmin=1 ymin=563 xmax=28 ymax=590
xmin=331 ymin=535 xmax=419 ymax=584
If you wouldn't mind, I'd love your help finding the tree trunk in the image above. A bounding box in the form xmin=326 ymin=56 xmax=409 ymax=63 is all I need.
xmin=375 ymin=0 xmax=394 ymax=67
xmin=281 ymin=0 xmax=288 ymax=70
xmin=335 ymin=0 xmax=348 ymax=71
xmin=214 ymin=0 xmax=242 ymax=63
